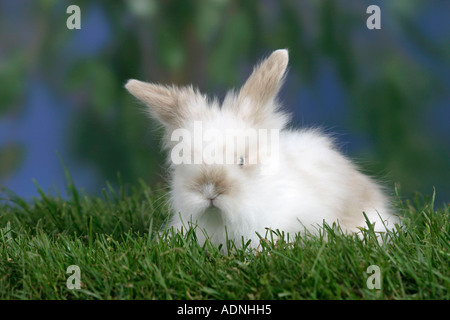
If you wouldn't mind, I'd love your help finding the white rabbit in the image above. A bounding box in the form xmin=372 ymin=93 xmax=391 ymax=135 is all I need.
xmin=125 ymin=49 xmax=398 ymax=248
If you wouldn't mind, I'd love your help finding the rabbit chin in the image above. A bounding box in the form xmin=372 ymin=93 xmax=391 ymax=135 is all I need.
xmin=170 ymin=195 xmax=252 ymax=245
xmin=200 ymin=204 xmax=226 ymax=228
xmin=198 ymin=197 xmax=233 ymax=225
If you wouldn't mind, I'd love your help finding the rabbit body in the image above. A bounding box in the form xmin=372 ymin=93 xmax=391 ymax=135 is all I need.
xmin=126 ymin=49 xmax=398 ymax=247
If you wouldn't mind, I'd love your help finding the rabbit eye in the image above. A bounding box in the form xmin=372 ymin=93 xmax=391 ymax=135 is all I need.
xmin=238 ymin=156 xmax=245 ymax=167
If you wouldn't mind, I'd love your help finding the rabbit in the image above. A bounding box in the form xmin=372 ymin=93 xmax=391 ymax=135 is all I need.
xmin=125 ymin=49 xmax=399 ymax=248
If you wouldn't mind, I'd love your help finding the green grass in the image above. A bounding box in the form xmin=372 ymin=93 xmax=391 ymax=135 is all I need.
xmin=0 ymin=176 xmax=449 ymax=300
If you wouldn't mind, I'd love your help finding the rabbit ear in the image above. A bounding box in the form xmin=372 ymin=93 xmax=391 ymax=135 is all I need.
xmin=125 ymin=79 xmax=198 ymax=128
xmin=238 ymin=49 xmax=288 ymax=107
xmin=234 ymin=49 xmax=289 ymax=128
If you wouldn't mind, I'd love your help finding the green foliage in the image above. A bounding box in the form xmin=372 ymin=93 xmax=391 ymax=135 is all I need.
xmin=1 ymin=0 xmax=448 ymax=300
xmin=0 ymin=1 xmax=448 ymax=200
xmin=0 ymin=53 xmax=28 ymax=116
xmin=0 ymin=178 xmax=448 ymax=299
xmin=0 ymin=143 xmax=25 ymax=180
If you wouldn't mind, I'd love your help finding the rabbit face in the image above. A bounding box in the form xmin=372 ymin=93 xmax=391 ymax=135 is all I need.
xmin=168 ymin=105 xmax=278 ymax=224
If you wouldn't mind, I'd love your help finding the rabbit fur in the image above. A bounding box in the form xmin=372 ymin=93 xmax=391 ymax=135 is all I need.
xmin=125 ymin=49 xmax=398 ymax=248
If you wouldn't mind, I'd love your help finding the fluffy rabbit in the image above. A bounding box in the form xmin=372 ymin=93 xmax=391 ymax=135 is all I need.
xmin=125 ymin=49 xmax=398 ymax=248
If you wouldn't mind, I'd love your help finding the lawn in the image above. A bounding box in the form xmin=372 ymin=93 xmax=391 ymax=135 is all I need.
xmin=0 ymin=174 xmax=448 ymax=300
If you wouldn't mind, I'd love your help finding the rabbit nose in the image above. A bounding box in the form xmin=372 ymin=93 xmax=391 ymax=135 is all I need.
xmin=202 ymin=182 xmax=219 ymax=200
xmin=208 ymin=197 xmax=217 ymax=207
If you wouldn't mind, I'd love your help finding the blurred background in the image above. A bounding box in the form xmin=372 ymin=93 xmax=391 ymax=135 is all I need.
xmin=0 ymin=0 xmax=449 ymax=205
